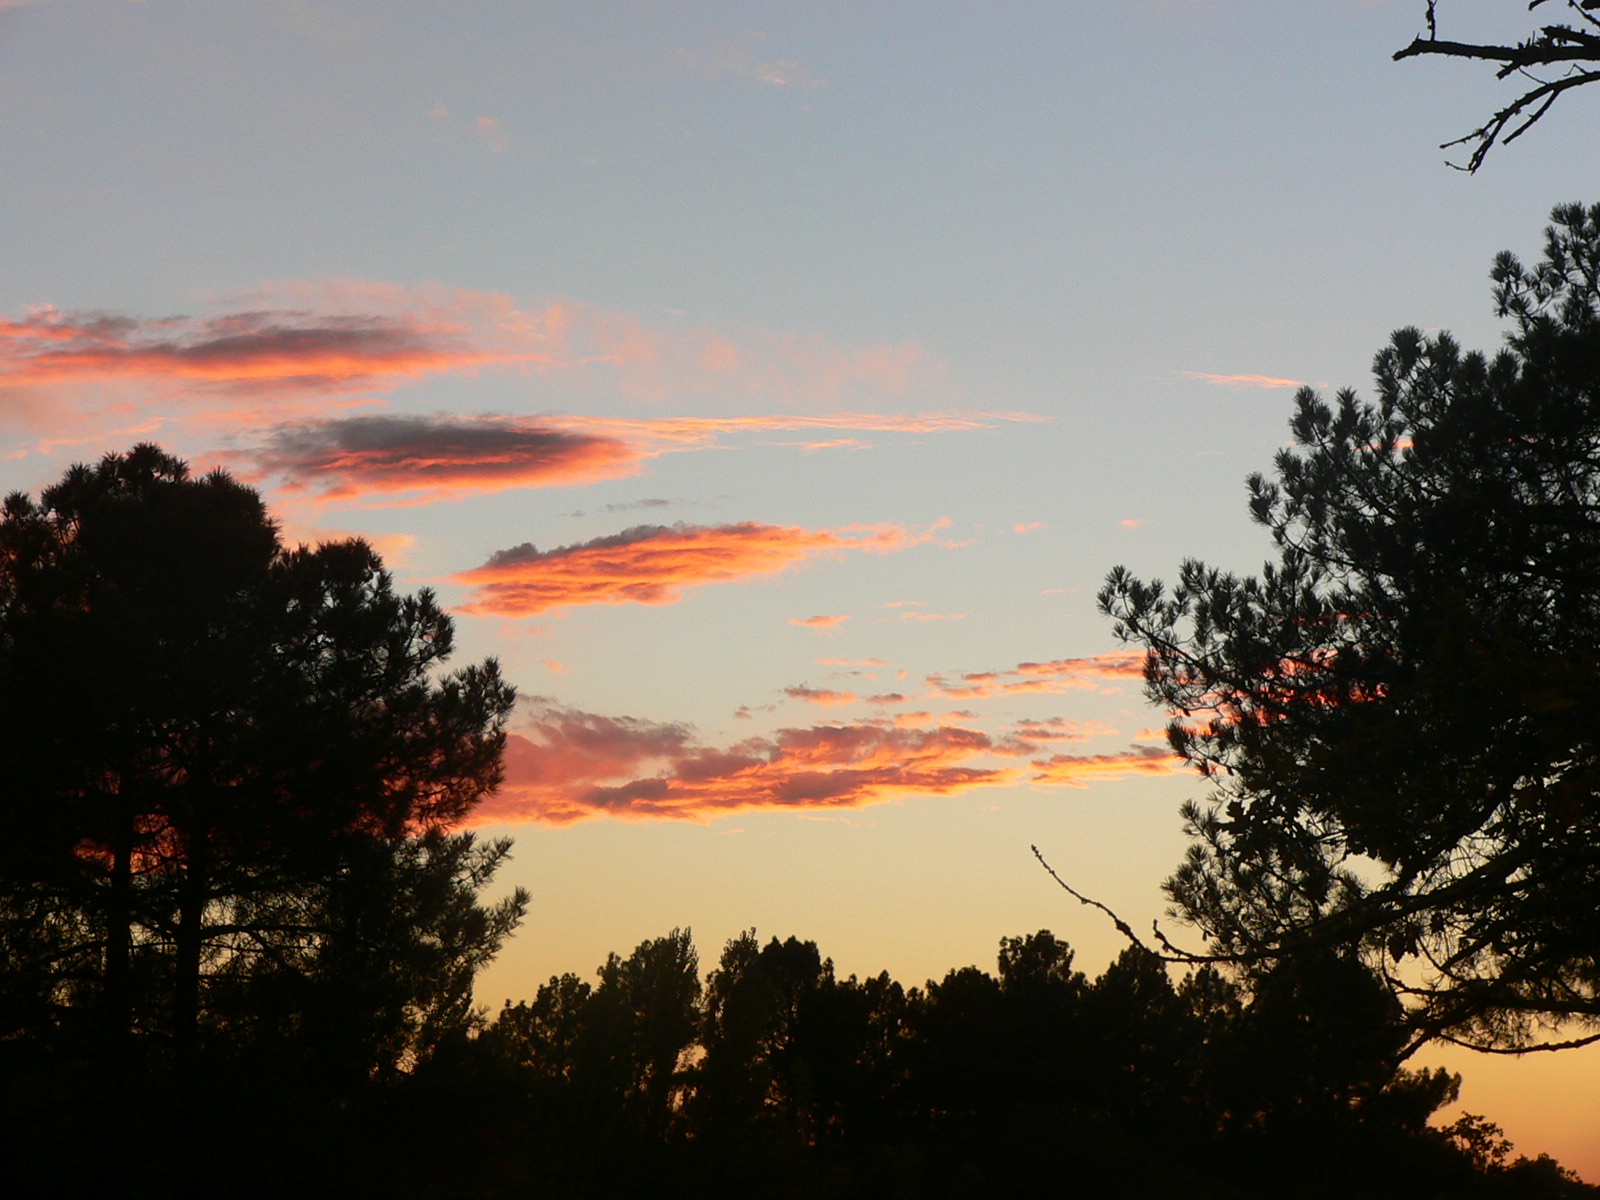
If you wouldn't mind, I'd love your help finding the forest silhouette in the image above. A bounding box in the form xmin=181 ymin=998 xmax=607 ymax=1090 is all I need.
xmin=0 ymin=452 xmax=1593 ymax=1197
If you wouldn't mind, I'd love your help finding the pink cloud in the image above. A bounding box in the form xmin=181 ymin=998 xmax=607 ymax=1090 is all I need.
xmin=478 ymin=702 xmax=1023 ymax=825
xmin=1179 ymin=371 xmax=1306 ymax=390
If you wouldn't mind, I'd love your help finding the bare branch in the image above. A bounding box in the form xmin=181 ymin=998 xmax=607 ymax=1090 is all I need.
xmin=1395 ymin=3 xmax=1600 ymax=170
xmin=1031 ymin=844 xmax=1151 ymax=953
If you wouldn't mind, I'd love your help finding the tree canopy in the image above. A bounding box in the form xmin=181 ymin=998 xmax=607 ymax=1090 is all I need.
xmin=0 ymin=445 xmax=524 ymax=1080
xmin=1099 ymin=203 xmax=1600 ymax=1054
xmin=449 ymin=927 xmax=1585 ymax=1200
xmin=1395 ymin=1 xmax=1600 ymax=171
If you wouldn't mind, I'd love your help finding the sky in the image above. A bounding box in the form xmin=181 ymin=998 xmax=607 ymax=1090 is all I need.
xmin=2 ymin=0 xmax=1596 ymax=1175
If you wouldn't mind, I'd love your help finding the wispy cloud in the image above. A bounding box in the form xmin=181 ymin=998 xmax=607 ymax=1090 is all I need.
xmin=669 ymin=35 xmax=825 ymax=91
xmin=1179 ymin=371 xmax=1306 ymax=390
xmin=0 ymin=283 xmax=1006 ymax=438
xmin=1028 ymin=745 xmax=1186 ymax=787
xmin=790 ymin=614 xmax=849 ymax=629
xmin=1011 ymin=717 xmax=1120 ymax=743
xmin=927 ymin=652 xmax=1145 ymax=699
xmin=544 ymin=410 xmax=1043 ymax=445
xmin=474 ymin=116 xmax=509 ymax=153
xmin=455 ymin=520 xmax=932 ymax=617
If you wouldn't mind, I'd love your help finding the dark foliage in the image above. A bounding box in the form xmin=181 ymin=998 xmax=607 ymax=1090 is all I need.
xmin=0 ymin=447 xmax=525 ymax=1185
xmin=1100 ymin=204 xmax=1600 ymax=1056
xmin=424 ymin=929 xmax=1592 ymax=1200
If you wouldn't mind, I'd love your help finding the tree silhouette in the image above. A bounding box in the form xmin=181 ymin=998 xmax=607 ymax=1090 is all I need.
xmin=0 ymin=446 xmax=523 ymax=1081
xmin=1100 ymin=204 xmax=1600 ymax=1053
xmin=448 ymin=927 xmax=1600 ymax=1198
xmin=578 ymin=928 xmax=701 ymax=1134
xmin=1395 ymin=2 xmax=1600 ymax=171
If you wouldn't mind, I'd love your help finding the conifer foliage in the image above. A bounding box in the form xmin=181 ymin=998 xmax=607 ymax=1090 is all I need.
xmin=0 ymin=445 xmax=524 ymax=1079
xmin=1100 ymin=204 xmax=1600 ymax=1053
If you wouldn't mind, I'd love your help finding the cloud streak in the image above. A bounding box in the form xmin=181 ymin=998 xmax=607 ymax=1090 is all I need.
xmin=230 ymin=409 xmax=1038 ymax=506
xmin=455 ymin=520 xmax=929 ymax=617
xmin=1029 ymin=745 xmax=1186 ymax=787
xmin=784 ymin=685 xmax=858 ymax=707
xmin=0 ymin=304 xmax=534 ymax=397
xmin=1180 ymin=371 xmax=1306 ymax=390
xmin=927 ymin=652 xmax=1145 ymax=699
xmin=245 ymin=414 xmax=643 ymax=503
xmin=2 ymin=284 xmax=1030 ymax=442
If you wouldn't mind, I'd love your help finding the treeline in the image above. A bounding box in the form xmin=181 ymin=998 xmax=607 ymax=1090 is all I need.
xmin=21 ymin=926 xmax=1580 ymax=1199
xmin=421 ymin=929 xmax=1591 ymax=1200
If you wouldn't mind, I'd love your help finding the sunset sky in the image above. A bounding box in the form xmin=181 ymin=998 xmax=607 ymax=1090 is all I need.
xmin=2 ymin=0 xmax=1596 ymax=1174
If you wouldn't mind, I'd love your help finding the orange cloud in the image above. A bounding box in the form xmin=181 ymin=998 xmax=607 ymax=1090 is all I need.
xmin=455 ymin=520 xmax=927 ymax=617
xmin=1013 ymin=521 xmax=1046 ymax=534
xmin=1180 ymin=371 xmax=1306 ymax=390
xmin=243 ymin=414 xmax=643 ymax=504
xmin=1009 ymin=717 xmax=1120 ymax=744
xmin=1029 ymin=746 xmax=1186 ymax=788
xmin=927 ymin=652 xmax=1146 ymax=699
xmin=790 ymin=614 xmax=849 ymax=629
xmin=784 ymin=685 xmax=859 ymax=707
xmin=478 ymin=702 xmax=1023 ymax=825
xmin=1013 ymin=653 xmax=1145 ymax=680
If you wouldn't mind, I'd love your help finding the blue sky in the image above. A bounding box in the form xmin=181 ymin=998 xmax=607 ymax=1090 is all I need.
xmin=2 ymin=0 xmax=1596 ymax=1173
